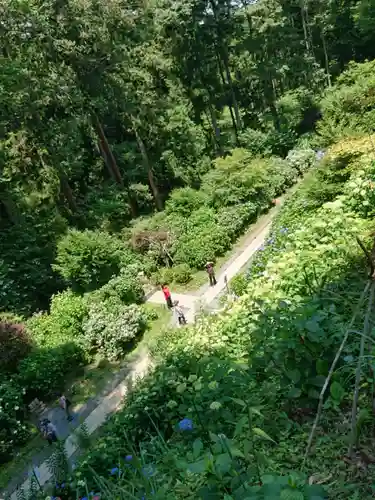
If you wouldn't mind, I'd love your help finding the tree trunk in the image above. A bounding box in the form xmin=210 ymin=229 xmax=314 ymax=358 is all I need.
xmin=131 ymin=118 xmax=163 ymax=211
xmin=300 ymin=0 xmax=310 ymax=53
xmin=321 ymin=29 xmax=332 ymax=87
xmin=59 ymin=173 xmax=78 ymax=212
xmin=208 ymin=102 xmax=224 ymax=156
xmin=209 ymin=0 xmax=242 ymax=131
xmin=93 ymin=114 xmax=123 ymax=186
xmin=0 ymin=192 xmax=18 ymax=224
xmin=37 ymin=148 xmax=78 ymax=213
xmin=215 ymin=50 xmax=239 ymax=144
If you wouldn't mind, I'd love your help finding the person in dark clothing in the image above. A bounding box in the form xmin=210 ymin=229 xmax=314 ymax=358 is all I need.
xmin=205 ymin=262 xmax=217 ymax=286
xmin=58 ymin=393 xmax=73 ymax=421
xmin=40 ymin=419 xmax=57 ymax=445
xmin=162 ymin=284 xmax=173 ymax=308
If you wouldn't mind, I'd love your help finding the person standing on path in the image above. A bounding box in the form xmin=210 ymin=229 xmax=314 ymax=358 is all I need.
xmin=205 ymin=262 xmax=217 ymax=286
xmin=173 ymin=300 xmax=187 ymax=325
xmin=58 ymin=393 xmax=73 ymax=421
xmin=162 ymin=284 xmax=173 ymax=309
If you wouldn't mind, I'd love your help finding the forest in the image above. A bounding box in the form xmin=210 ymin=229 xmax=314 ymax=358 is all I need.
xmin=2 ymin=0 xmax=375 ymax=498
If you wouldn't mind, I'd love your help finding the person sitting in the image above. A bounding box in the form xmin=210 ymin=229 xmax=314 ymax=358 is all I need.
xmin=40 ymin=419 xmax=57 ymax=445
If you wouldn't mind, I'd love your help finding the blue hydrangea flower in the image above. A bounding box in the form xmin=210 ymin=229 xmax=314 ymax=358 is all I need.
xmin=178 ymin=418 xmax=193 ymax=431
xmin=110 ymin=467 xmax=119 ymax=475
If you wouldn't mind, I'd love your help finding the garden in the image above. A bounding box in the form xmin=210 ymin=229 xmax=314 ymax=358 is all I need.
xmin=52 ymin=131 xmax=375 ymax=499
xmin=2 ymin=0 xmax=375 ymax=497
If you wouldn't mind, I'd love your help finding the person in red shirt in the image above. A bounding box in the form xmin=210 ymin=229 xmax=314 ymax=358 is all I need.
xmin=161 ymin=284 xmax=173 ymax=309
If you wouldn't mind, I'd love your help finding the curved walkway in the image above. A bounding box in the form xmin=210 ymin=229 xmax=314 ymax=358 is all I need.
xmin=4 ymin=200 xmax=282 ymax=500
xmin=147 ymin=200 xmax=282 ymax=321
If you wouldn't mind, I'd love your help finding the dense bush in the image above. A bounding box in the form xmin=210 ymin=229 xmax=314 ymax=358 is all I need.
xmin=318 ymin=61 xmax=375 ymax=144
xmin=229 ymin=273 xmax=248 ymax=296
xmin=342 ymin=159 xmax=375 ymax=217
xmin=165 ymin=187 xmax=209 ymax=217
xmin=285 ymin=147 xmax=316 ymax=175
xmin=93 ymin=267 xmax=145 ymax=305
xmin=170 ymin=263 xmax=192 ymax=284
xmin=17 ymin=343 xmax=86 ymax=401
xmin=201 ymin=149 xmax=274 ymax=208
xmin=0 ymin=212 xmax=66 ymax=314
xmin=54 ymin=229 xmax=137 ymax=292
xmin=0 ymin=321 xmax=32 ymax=374
xmin=82 ymin=301 xmax=147 ymax=360
xmin=174 ymin=223 xmax=231 ymax=268
xmin=26 ymin=291 xmax=88 ymax=345
xmin=0 ymin=380 xmax=30 ymax=464
xmin=216 ymin=202 xmax=257 ymax=240
xmin=84 ymin=185 xmax=132 ymax=232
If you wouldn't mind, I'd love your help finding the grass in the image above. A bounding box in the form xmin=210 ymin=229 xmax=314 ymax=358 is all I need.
xmin=69 ymin=359 xmax=122 ymax=407
xmin=142 ymin=303 xmax=172 ymax=344
xmin=0 ymin=428 xmax=46 ymax=490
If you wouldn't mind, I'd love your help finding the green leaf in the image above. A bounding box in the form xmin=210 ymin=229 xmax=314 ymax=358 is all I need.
xmin=316 ymin=359 xmax=328 ymax=375
xmin=187 ymin=459 xmax=207 ymax=474
xmin=235 ymin=415 xmax=248 ymax=436
xmin=193 ymin=438 xmax=203 ymax=459
xmin=280 ymin=488 xmax=304 ymax=500
xmin=228 ymin=445 xmax=245 ymax=459
xmin=287 ymin=387 xmax=302 ymax=399
xmin=252 ymin=427 xmax=276 ymax=443
xmin=308 ymin=388 xmax=320 ymax=399
xmin=231 ymin=397 xmax=246 ymax=407
xmin=286 ymin=369 xmax=301 ymax=383
xmin=215 ymin=453 xmax=232 ymax=474
xmin=330 ymin=381 xmax=345 ymax=402
xmin=305 ymin=319 xmax=320 ymax=333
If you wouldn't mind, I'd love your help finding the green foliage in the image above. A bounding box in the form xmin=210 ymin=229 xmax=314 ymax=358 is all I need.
xmin=286 ymin=148 xmax=316 ymax=175
xmin=17 ymin=343 xmax=86 ymax=401
xmin=342 ymin=160 xmax=375 ymax=217
xmin=93 ymin=267 xmax=145 ymax=305
xmin=174 ymin=221 xmax=231 ymax=268
xmin=0 ymin=321 xmax=32 ymax=374
xmin=54 ymin=229 xmax=136 ymax=292
xmin=201 ymin=149 xmax=274 ymax=209
xmin=84 ymin=185 xmax=132 ymax=232
xmin=216 ymin=202 xmax=257 ymax=240
xmin=0 ymin=212 xmax=66 ymax=314
xmin=229 ymin=273 xmax=248 ymax=297
xmin=82 ymin=301 xmax=147 ymax=360
xmin=170 ymin=263 xmax=193 ymax=284
xmin=318 ymin=61 xmax=375 ymax=143
xmin=26 ymin=291 xmax=88 ymax=347
xmin=0 ymin=380 xmax=30 ymax=464
xmin=47 ymin=441 xmax=70 ymax=485
xmin=165 ymin=187 xmax=209 ymax=217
